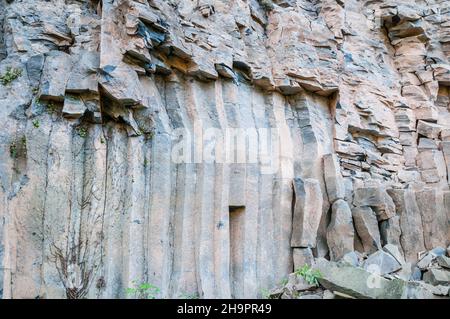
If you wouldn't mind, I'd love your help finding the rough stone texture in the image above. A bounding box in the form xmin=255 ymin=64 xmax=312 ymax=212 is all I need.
xmin=327 ymin=199 xmax=354 ymax=261
xmin=352 ymin=206 xmax=381 ymax=254
xmin=363 ymin=250 xmax=402 ymax=275
xmin=423 ymin=268 xmax=450 ymax=286
xmin=315 ymin=258 xmax=407 ymax=299
xmin=291 ymin=178 xmax=323 ymax=248
xmin=0 ymin=0 xmax=449 ymax=299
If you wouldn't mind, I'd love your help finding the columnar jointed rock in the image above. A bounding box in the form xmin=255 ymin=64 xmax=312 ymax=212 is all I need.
xmin=0 ymin=0 xmax=450 ymax=299
xmin=291 ymin=178 xmax=323 ymax=248
xmin=326 ymin=200 xmax=355 ymax=261
xmin=352 ymin=206 xmax=382 ymax=254
xmin=323 ymin=153 xmax=346 ymax=204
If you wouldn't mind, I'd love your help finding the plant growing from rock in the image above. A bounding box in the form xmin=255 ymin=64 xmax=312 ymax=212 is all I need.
xmin=126 ymin=281 xmax=160 ymax=299
xmin=0 ymin=67 xmax=22 ymax=85
xmin=50 ymin=183 xmax=104 ymax=299
xmin=76 ymin=127 xmax=88 ymax=138
xmin=295 ymin=264 xmax=322 ymax=287
xmin=32 ymin=119 xmax=40 ymax=128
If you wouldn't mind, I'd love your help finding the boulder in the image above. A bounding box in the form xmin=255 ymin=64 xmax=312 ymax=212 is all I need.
xmin=291 ymin=178 xmax=323 ymax=248
xmin=326 ymin=199 xmax=354 ymax=261
xmin=436 ymin=255 xmax=450 ymax=269
xmin=416 ymin=120 xmax=442 ymax=139
xmin=383 ymin=244 xmax=406 ymax=265
xmin=423 ymin=268 xmax=450 ymax=286
xmin=352 ymin=206 xmax=381 ymax=254
xmin=363 ymin=250 xmax=402 ymax=275
xmin=353 ymin=187 xmax=396 ymax=221
xmin=340 ymin=251 xmax=360 ymax=267
xmin=315 ymin=258 xmax=406 ymax=299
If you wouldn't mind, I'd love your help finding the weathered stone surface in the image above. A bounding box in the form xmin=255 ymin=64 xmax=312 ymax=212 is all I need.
xmin=437 ymin=256 xmax=450 ymax=269
xmin=388 ymin=189 xmax=426 ymax=262
xmin=352 ymin=206 xmax=381 ymax=254
xmin=423 ymin=269 xmax=450 ymax=286
xmin=417 ymin=120 xmax=442 ymax=139
xmin=326 ymin=200 xmax=354 ymax=261
xmin=293 ymin=247 xmax=315 ymax=270
xmin=363 ymin=250 xmax=402 ymax=275
xmin=323 ymin=153 xmax=345 ymax=203
xmin=39 ymin=51 xmax=72 ymax=101
xmin=383 ymin=244 xmax=406 ymax=266
xmin=291 ymin=178 xmax=323 ymax=248
xmin=415 ymin=189 xmax=448 ymax=250
xmin=380 ymin=216 xmax=402 ymax=248
xmin=315 ymin=258 xmax=406 ymax=299
xmin=353 ymin=187 xmax=396 ymax=221
xmin=1 ymin=0 xmax=450 ymax=299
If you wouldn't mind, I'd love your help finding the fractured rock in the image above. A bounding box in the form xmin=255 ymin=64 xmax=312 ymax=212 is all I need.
xmin=363 ymin=250 xmax=402 ymax=275
xmin=323 ymin=153 xmax=345 ymax=203
xmin=383 ymin=244 xmax=406 ymax=266
xmin=387 ymin=189 xmax=426 ymax=262
xmin=416 ymin=120 xmax=442 ymax=139
xmin=315 ymin=258 xmax=406 ymax=299
xmin=353 ymin=187 xmax=396 ymax=221
xmin=423 ymin=268 xmax=450 ymax=286
xmin=39 ymin=51 xmax=72 ymax=101
xmin=293 ymin=247 xmax=315 ymax=270
xmin=326 ymin=199 xmax=354 ymax=261
xmin=437 ymin=255 xmax=450 ymax=269
xmin=352 ymin=206 xmax=381 ymax=254
xmin=291 ymin=178 xmax=323 ymax=248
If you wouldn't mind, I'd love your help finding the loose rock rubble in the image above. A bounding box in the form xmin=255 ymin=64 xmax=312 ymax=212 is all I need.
xmin=268 ymin=245 xmax=450 ymax=299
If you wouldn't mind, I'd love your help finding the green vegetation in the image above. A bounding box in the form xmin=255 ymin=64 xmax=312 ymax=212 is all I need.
xmin=260 ymin=288 xmax=271 ymax=299
xmin=32 ymin=119 xmax=40 ymax=128
xmin=46 ymin=101 xmax=58 ymax=113
xmin=0 ymin=67 xmax=22 ymax=85
xmin=294 ymin=264 xmax=322 ymax=287
xmin=76 ymin=127 xmax=88 ymax=138
xmin=9 ymin=143 xmax=17 ymax=159
xmin=9 ymin=136 xmax=27 ymax=159
xmin=125 ymin=281 xmax=160 ymax=299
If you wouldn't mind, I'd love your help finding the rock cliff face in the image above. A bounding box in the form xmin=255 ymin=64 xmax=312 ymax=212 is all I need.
xmin=0 ymin=0 xmax=449 ymax=299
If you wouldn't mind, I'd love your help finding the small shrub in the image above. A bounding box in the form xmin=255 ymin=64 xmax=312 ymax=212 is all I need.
xmin=294 ymin=264 xmax=322 ymax=287
xmin=0 ymin=67 xmax=22 ymax=85
xmin=32 ymin=119 xmax=40 ymax=128
xmin=76 ymin=127 xmax=88 ymax=138
xmin=46 ymin=101 xmax=58 ymax=113
xmin=125 ymin=281 xmax=160 ymax=299
xmin=9 ymin=143 xmax=17 ymax=158
xmin=32 ymin=87 xmax=39 ymax=95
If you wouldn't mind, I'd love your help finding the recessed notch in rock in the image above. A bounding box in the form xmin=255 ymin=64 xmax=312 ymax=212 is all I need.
xmin=0 ymin=0 xmax=449 ymax=299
